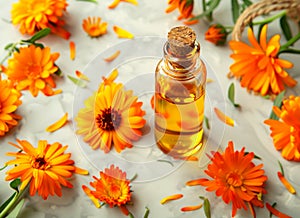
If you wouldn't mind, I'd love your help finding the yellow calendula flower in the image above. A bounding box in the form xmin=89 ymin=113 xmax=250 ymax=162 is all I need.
xmin=264 ymin=95 xmax=300 ymax=161
xmin=0 ymin=77 xmax=22 ymax=136
xmin=11 ymin=0 xmax=70 ymax=39
xmin=5 ymin=139 xmax=88 ymax=200
xmin=229 ymin=24 xmax=297 ymax=96
xmin=5 ymin=45 xmax=61 ymax=97
xmin=75 ymin=71 xmax=146 ymax=153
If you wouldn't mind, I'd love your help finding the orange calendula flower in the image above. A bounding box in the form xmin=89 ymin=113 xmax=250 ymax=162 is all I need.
xmin=0 ymin=78 xmax=22 ymax=136
xmin=11 ymin=0 xmax=70 ymax=39
xmin=82 ymin=165 xmax=131 ymax=215
xmin=75 ymin=71 xmax=146 ymax=153
xmin=197 ymin=141 xmax=268 ymax=217
xmin=229 ymin=25 xmax=297 ymax=96
xmin=113 ymin=25 xmax=134 ymax=39
xmin=205 ymin=24 xmax=227 ymax=45
xmin=108 ymin=0 xmax=138 ymax=9
xmin=264 ymin=95 xmax=300 ymax=161
xmin=166 ymin=0 xmax=198 ymax=24
xmin=82 ymin=16 xmax=108 ymax=38
xmin=46 ymin=113 xmax=68 ymax=133
xmin=4 ymin=45 xmax=61 ymax=97
xmin=5 ymin=139 xmax=88 ymax=200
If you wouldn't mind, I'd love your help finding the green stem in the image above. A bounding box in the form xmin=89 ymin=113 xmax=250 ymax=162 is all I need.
xmin=252 ymin=10 xmax=286 ymax=25
xmin=0 ymin=188 xmax=26 ymax=218
xmin=202 ymin=0 xmax=207 ymax=12
xmin=280 ymin=31 xmax=300 ymax=51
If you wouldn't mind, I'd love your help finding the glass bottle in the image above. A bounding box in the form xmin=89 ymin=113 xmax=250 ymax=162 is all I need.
xmin=154 ymin=26 xmax=207 ymax=158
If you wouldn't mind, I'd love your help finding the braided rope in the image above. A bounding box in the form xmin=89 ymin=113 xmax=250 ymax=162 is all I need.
xmin=231 ymin=0 xmax=300 ymax=41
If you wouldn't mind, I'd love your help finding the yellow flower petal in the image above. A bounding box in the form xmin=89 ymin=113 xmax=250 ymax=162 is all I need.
xmin=46 ymin=113 xmax=68 ymax=132
xmin=69 ymin=41 xmax=76 ymax=60
xmin=104 ymin=50 xmax=121 ymax=62
xmin=160 ymin=194 xmax=183 ymax=204
xmin=113 ymin=25 xmax=134 ymax=39
xmin=75 ymin=70 xmax=90 ymax=81
xmin=214 ymin=107 xmax=235 ymax=127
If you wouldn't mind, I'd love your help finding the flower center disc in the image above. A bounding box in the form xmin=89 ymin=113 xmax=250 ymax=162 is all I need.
xmin=33 ymin=157 xmax=47 ymax=169
xmin=96 ymin=107 xmax=122 ymax=131
xmin=226 ymin=172 xmax=243 ymax=187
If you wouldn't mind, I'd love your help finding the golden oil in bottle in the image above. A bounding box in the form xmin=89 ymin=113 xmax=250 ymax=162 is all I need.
xmin=154 ymin=26 xmax=207 ymax=158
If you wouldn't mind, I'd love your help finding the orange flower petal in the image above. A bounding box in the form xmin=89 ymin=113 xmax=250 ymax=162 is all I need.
xmin=214 ymin=107 xmax=235 ymax=127
xmin=46 ymin=113 xmax=68 ymax=132
xmin=82 ymin=185 xmax=101 ymax=208
xmin=181 ymin=203 xmax=203 ymax=212
xmin=160 ymin=194 xmax=183 ymax=204
xmin=104 ymin=50 xmax=121 ymax=62
xmin=108 ymin=0 xmax=120 ymax=9
xmin=74 ymin=166 xmax=89 ymax=175
xmin=277 ymin=172 xmax=296 ymax=194
xmin=186 ymin=179 xmax=203 ymax=186
xmin=75 ymin=70 xmax=90 ymax=81
xmin=69 ymin=41 xmax=76 ymax=60
xmin=266 ymin=202 xmax=292 ymax=218
xmin=113 ymin=25 xmax=134 ymax=39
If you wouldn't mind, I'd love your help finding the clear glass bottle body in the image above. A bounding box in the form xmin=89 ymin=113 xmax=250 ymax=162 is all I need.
xmin=154 ymin=41 xmax=207 ymax=158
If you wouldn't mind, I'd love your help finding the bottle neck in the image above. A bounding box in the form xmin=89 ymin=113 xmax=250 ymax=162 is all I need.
xmin=163 ymin=40 xmax=200 ymax=74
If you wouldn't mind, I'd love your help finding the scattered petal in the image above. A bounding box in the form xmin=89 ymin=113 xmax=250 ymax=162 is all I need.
xmin=75 ymin=70 xmax=90 ymax=81
xmin=108 ymin=0 xmax=138 ymax=9
xmin=46 ymin=113 xmax=68 ymax=132
xmin=206 ymin=78 xmax=214 ymax=83
xmin=186 ymin=179 xmax=204 ymax=186
xmin=181 ymin=203 xmax=203 ymax=212
xmin=277 ymin=172 xmax=296 ymax=194
xmin=104 ymin=50 xmax=121 ymax=62
xmin=69 ymin=41 xmax=76 ymax=60
xmin=113 ymin=25 xmax=134 ymax=39
xmin=160 ymin=194 xmax=183 ymax=204
xmin=266 ymin=202 xmax=292 ymax=218
xmin=214 ymin=107 xmax=235 ymax=126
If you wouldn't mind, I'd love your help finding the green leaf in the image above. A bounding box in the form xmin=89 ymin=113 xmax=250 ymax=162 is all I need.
xmin=67 ymin=75 xmax=86 ymax=88
xmin=228 ymin=83 xmax=240 ymax=107
xmin=269 ymin=202 xmax=277 ymax=218
xmin=0 ymin=193 xmax=16 ymax=213
xmin=278 ymin=160 xmax=284 ymax=176
xmin=157 ymin=159 xmax=174 ymax=167
xmin=6 ymin=198 xmax=25 ymax=218
xmin=280 ymin=15 xmax=293 ymax=42
xmin=231 ymin=0 xmax=240 ymax=23
xmin=0 ymin=165 xmax=7 ymax=171
xmin=76 ymin=0 xmax=98 ymax=3
xmin=191 ymin=0 xmax=221 ymax=20
xmin=129 ymin=173 xmax=138 ymax=182
xmin=23 ymin=28 xmax=51 ymax=43
xmin=204 ymin=116 xmax=210 ymax=130
xmin=143 ymin=207 xmax=150 ymax=218
xmin=10 ymin=178 xmax=21 ymax=193
xmin=4 ymin=43 xmax=14 ymax=50
xmin=242 ymin=0 xmax=253 ymax=6
xmin=128 ymin=212 xmax=134 ymax=218
xmin=269 ymin=91 xmax=285 ymax=120
xmin=203 ymin=198 xmax=211 ymax=218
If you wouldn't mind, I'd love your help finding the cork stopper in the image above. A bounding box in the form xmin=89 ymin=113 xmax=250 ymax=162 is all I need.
xmin=167 ymin=26 xmax=196 ymax=56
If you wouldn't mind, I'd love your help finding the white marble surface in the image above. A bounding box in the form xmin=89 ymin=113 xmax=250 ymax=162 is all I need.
xmin=0 ymin=0 xmax=300 ymax=217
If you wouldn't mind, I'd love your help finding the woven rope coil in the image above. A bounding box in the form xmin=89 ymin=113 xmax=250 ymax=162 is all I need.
xmin=231 ymin=0 xmax=300 ymax=41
